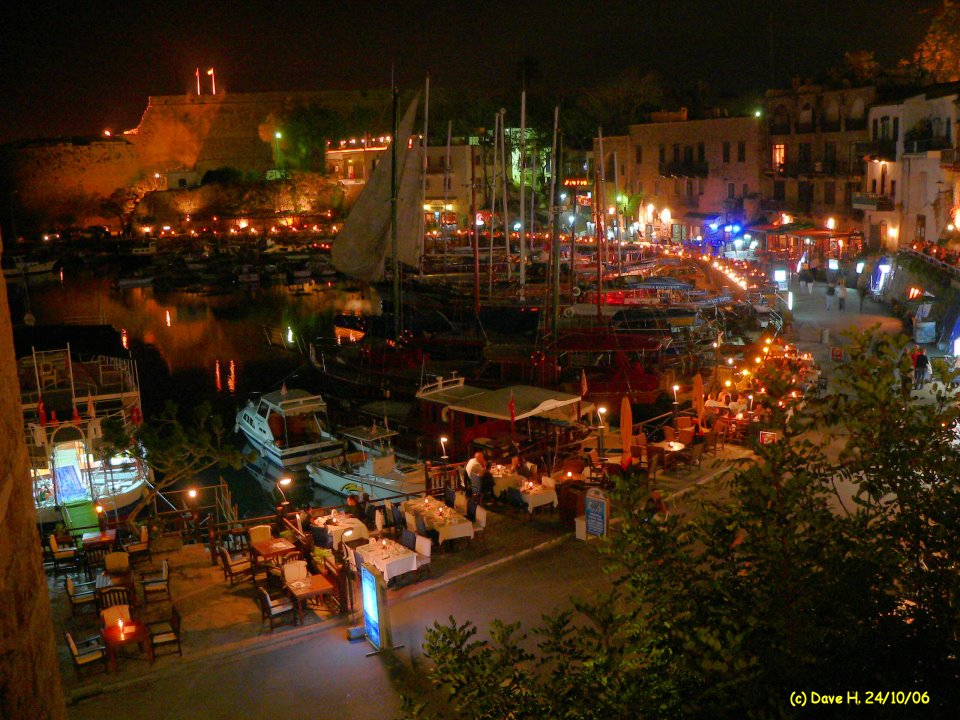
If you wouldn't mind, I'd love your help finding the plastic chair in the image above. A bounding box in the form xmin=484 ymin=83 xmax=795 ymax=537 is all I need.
xmin=415 ymin=534 xmax=432 ymax=578
xmin=444 ymin=487 xmax=456 ymax=508
xmin=400 ymin=529 xmax=417 ymax=551
xmin=472 ymin=506 xmax=487 ymax=543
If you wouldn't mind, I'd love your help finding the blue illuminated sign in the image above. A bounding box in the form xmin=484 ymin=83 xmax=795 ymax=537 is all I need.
xmin=361 ymin=565 xmax=381 ymax=651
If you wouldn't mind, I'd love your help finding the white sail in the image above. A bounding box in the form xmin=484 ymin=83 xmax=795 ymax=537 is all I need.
xmin=331 ymin=95 xmax=421 ymax=281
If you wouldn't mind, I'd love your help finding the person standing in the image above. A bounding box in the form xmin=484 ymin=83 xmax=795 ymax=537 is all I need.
xmin=837 ymin=277 xmax=847 ymax=311
xmin=825 ymin=279 xmax=835 ymax=310
xmin=914 ymin=348 xmax=929 ymax=390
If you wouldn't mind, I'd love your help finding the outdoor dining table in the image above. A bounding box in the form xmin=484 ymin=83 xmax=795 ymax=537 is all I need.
xmin=650 ymin=441 xmax=685 ymax=471
xmin=401 ymin=496 xmax=474 ymax=545
xmin=518 ymin=482 xmax=559 ymax=514
xmin=355 ymin=539 xmax=418 ymax=583
xmin=250 ymin=537 xmax=297 ymax=563
xmin=285 ymin=574 xmax=335 ymax=622
xmin=312 ymin=514 xmax=369 ymax=549
xmin=81 ymin=529 xmax=116 ymax=549
xmin=102 ymin=620 xmax=154 ymax=672
xmin=490 ymin=468 xmax=526 ymax=497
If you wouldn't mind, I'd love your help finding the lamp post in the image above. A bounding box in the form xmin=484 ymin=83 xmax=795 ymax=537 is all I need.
xmin=276 ymin=477 xmax=291 ymax=515
xmin=439 ymin=436 xmax=448 ymax=463
xmin=274 ymin=131 xmax=282 ymax=170
xmin=207 ymin=67 xmax=216 ymax=95
xmin=597 ymin=406 xmax=607 ymax=459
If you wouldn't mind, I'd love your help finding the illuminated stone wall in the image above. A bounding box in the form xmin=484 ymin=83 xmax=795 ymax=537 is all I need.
xmin=0 ymin=239 xmax=67 ymax=718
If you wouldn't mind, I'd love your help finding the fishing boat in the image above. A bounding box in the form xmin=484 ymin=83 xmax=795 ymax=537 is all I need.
xmin=19 ymin=343 xmax=149 ymax=528
xmin=235 ymin=388 xmax=343 ymax=482
xmin=306 ymin=426 xmax=426 ymax=500
xmin=2 ymin=255 xmax=58 ymax=277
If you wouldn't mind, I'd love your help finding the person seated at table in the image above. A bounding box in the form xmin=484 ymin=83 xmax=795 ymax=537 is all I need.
xmin=728 ymin=394 xmax=747 ymax=416
xmin=346 ymin=494 xmax=364 ymax=520
xmin=465 ymin=451 xmax=493 ymax=499
xmin=510 ymin=454 xmax=535 ymax=480
xmin=704 ymin=392 xmax=723 ymax=409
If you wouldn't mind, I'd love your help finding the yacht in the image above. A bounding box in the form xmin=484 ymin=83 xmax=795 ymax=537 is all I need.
xmin=235 ymin=389 xmax=343 ymax=481
xmin=306 ymin=426 xmax=425 ymax=501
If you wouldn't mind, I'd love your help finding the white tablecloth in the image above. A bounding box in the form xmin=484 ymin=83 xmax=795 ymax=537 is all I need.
xmin=491 ymin=470 xmax=524 ymax=497
xmin=355 ymin=539 xmax=418 ymax=582
xmin=402 ymin=496 xmax=475 ymax=544
xmin=520 ymin=485 xmax=558 ymax=514
xmin=313 ymin=515 xmax=369 ymax=548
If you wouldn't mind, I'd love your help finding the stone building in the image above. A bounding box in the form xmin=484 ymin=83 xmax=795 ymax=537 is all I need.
xmin=760 ymin=83 xmax=875 ymax=237
xmin=593 ymin=112 xmax=764 ymax=244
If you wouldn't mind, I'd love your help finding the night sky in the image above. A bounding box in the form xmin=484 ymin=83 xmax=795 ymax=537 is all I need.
xmin=0 ymin=0 xmax=936 ymax=143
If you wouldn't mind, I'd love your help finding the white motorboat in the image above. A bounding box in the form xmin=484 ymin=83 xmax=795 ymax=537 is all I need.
xmin=3 ymin=256 xmax=57 ymax=277
xmin=235 ymin=389 xmax=343 ymax=481
xmin=307 ymin=426 xmax=425 ymax=501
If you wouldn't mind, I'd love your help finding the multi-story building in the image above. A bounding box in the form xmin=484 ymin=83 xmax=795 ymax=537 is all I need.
xmin=593 ymin=111 xmax=764 ymax=244
xmin=857 ymin=84 xmax=960 ymax=251
xmin=760 ymin=83 xmax=874 ymax=255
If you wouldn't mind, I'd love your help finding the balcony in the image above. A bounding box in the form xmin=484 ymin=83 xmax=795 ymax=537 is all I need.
xmin=795 ymin=122 xmax=816 ymax=134
xmin=855 ymin=140 xmax=897 ymax=162
xmin=820 ymin=119 xmax=842 ymax=133
xmin=724 ymin=197 xmax=744 ymax=213
xmin=851 ymin=192 xmax=895 ymax=212
xmin=760 ymin=198 xmax=786 ymax=213
xmin=903 ymin=136 xmax=952 ymax=155
xmin=770 ymin=160 xmax=856 ymax=177
xmin=845 ymin=117 xmax=868 ymax=131
xmin=941 ymin=148 xmax=960 ymax=171
xmin=658 ymin=161 xmax=708 ymax=177
xmin=768 ymin=122 xmax=791 ymax=136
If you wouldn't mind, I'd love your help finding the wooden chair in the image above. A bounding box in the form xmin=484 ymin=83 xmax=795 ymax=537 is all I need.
xmin=122 ymin=525 xmax=151 ymax=565
xmin=100 ymin=603 xmax=132 ymax=630
xmin=645 ymin=454 xmax=661 ymax=486
xmin=679 ymin=443 xmax=704 ymax=472
xmin=678 ymin=427 xmax=696 ymax=447
xmin=104 ymin=551 xmax=131 ymax=577
xmin=84 ymin=545 xmax=108 ymax=579
xmin=64 ymin=577 xmax=97 ymax=617
xmin=629 ymin=445 xmax=647 ymax=467
xmin=97 ymin=586 xmax=131 ymax=612
xmin=646 ymin=445 xmax=667 ymax=477
xmin=141 ymin=558 xmax=171 ymax=603
xmin=675 ymin=416 xmax=693 ymax=430
xmin=444 ymin=487 xmax=456 ymax=508
xmin=65 ymin=631 xmax=108 ymax=679
xmin=586 ymin=449 xmax=604 ymax=480
xmin=400 ymin=529 xmax=417 ymax=551
xmin=147 ymin=606 xmax=182 ymax=658
xmin=702 ymin=431 xmax=719 ymax=457
xmin=217 ymin=545 xmax=252 ymax=585
xmin=49 ymin=535 xmax=78 ymax=574
xmin=257 ymin=586 xmax=297 ymax=630
xmin=561 ymin=457 xmax=585 ymax=475
xmin=415 ymin=534 xmax=432 ymax=578
xmin=663 ymin=426 xmax=677 ymax=443
xmin=248 ymin=525 xmax=272 ymax=545
xmin=281 ymin=559 xmax=308 ymax=585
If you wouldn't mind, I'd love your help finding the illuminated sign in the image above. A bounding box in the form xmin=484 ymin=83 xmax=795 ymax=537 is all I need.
xmin=828 ymin=258 xmax=839 ymax=270
xmin=585 ymin=488 xmax=609 ymax=537
xmin=563 ymin=178 xmax=589 ymax=187
xmin=361 ymin=565 xmax=381 ymax=650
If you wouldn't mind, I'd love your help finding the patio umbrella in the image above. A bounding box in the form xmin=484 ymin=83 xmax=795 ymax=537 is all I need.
xmin=693 ymin=373 xmax=704 ymax=425
xmin=620 ymin=395 xmax=633 ymax=469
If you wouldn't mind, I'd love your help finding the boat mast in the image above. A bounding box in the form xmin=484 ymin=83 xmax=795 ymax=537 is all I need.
xmin=500 ymin=110 xmax=510 ymax=282
xmin=548 ymin=106 xmax=560 ymax=341
xmin=596 ymin=128 xmax=606 ymax=323
xmin=442 ymin=122 xmax=452 ymax=275
xmin=613 ymin=149 xmax=622 ymax=277
xmin=519 ymin=90 xmax=526 ymax=287
xmin=391 ymin=85 xmax=401 ymax=340
xmin=418 ymin=74 xmax=429 ymax=278
xmin=488 ymin=111 xmax=499 ymax=295
xmin=471 ymin=143 xmax=480 ymax=315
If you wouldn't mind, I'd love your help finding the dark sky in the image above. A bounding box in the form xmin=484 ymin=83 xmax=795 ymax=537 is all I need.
xmin=0 ymin=0 xmax=936 ymax=143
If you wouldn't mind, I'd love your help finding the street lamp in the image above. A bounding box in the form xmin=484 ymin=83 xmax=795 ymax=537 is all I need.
xmin=597 ymin=406 xmax=607 ymax=459
xmin=276 ymin=477 xmax=292 ymax=510
xmin=274 ymin=131 xmax=282 ymax=169
xmin=440 ymin=436 xmax=448 ymax=462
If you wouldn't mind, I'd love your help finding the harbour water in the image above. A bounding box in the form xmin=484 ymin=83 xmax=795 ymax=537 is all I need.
xmin=12 ymin=269 xmax=376 ymax=516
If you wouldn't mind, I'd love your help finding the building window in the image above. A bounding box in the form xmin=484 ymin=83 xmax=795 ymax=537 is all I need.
xmin=637 ymin=181 xmax=643 ymax=194
xmin=890 ymin=179 xmax=896 ymax=200
xmin=871 ymin=178 xmax=877 ymax=193
xmin=654 ymin=180 xmax=660 ymax=195
xmin=658 ymin=145 xmax=665 ymax=163
xmin=722 ymin=142 xmax=731 ymax=163
xmin=824 ymin=142 xmax=836 ymax=164
xmin=737 ymin=141 xmax=746 ymax=162
xmin=798 ymin=143 xmax=812 ymax=163
xmin=674 ymin=178 xmax=681 ymax=194
xmin=773 ymin=143 xmax=785 ymax=167
xmin=893 ymin=117 xmax=900 ymax=140
xmin=698 ymin=178 xmax=705 ymax=195
xmin=697 ymin=143 xmax=705 ymax=162
xmin=635 ymin=146 xmax=642 ymax=164
xmin=774 ymin=180 xmax=786 ymax=202
xmin=872 ymin=118 xmax=879 ymax=140
xmin=728 ymin=182 xmax=735 ymax=198
xmin=673 ymin=144 xmax=681 ymax=162
xmin=683 ymin=145 xmax=693 ymax=163
xmin=824 ymin=182 xmax=836 ymax=206
xmin=686 ymin=179 xmax=694 ymax=197
xmin=917 ymin=214 xmax=926 ymax=241
xmin=742 ymin=183 xmax=749 ymax=197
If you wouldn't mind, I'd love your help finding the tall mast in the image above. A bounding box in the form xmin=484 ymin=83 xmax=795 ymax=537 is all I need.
xmin=500 ymin=110 xmax=511 ymax=282
xmin=596 ymin=128 xmax=605 ymax=323
xmin=613 ymin=149 xmax=622 ymax=277
xmin=548 ymin=106 xmax=560 ymax=340
xmin=391 ymin=85 xmax=401 ymax=340
xmin=489 ymin=112 xmax=499 ymax=294
xmin=471 ymin=144 xmax=480 ymax=315
xmin=442 ymin=121 xmax=452 ymax=274
xmin=519 ymin=90 xmax=527 ymax=287
xmin=418 ymin=74 xmax=429 ymax=277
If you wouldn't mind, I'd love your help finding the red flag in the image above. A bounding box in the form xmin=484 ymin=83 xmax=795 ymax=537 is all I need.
xmin=580 ymin=369 xmax=588 ymax=398
xmin=72 ymin=406 xmax=81 ymax=423
xmin=38 ymin=397 xmax=47 ymax=426
xmin=509 ymin=391 xmax=516 ymax=432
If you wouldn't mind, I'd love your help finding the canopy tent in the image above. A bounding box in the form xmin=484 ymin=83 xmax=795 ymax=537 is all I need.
xmin=441 ymin=385 xmax=583 ymax=423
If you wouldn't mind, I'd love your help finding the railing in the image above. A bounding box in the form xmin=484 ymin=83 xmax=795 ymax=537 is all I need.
xmin=820 ymin=119 xmax=842 ymax=132
xmin=903 ymin=136 xmax=952 ymax=154
xmin=658 ymin=161 xmax=709 ymax=177
xmin=851 ymin=192 xmax=895 ymax=211
xmin=769 ymin=122 xmax=791 ymax=135
xmin=941 ymin=148 xmax=960 ymax=167
xmin=855 ymin=140 xmax=897 ymax=161
xmin=795 ymin=122 xmax=816 ymax=134
xmin=901 ymin=246 xmax=960 ymax=280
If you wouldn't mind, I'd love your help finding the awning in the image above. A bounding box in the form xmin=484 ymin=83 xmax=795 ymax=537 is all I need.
xmin=682 ymin=211 xmax=723 ymax=222
xmin=443 ymin=385 xmax=582 ymax=422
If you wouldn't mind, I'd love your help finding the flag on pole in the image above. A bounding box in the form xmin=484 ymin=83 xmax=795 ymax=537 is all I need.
xmin=580 ymin=369 xmax=589 ymax=397
xmin=87 ymin=393 xmax=96 ymax=419
xmin=509 ymin=391 xmax=516 ymax=433
xmin=280 ymin=382 xmax=288 ymax=398
xmin=38 ymin=397 xmax=47 ymax=426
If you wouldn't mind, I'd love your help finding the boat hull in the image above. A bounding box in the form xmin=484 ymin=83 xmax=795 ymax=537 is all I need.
xmin=307 ymin=462 xmax=424 ymax=502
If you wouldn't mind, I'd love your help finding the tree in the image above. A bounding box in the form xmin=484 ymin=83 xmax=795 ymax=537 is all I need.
xmin=124 ymin=401 xmax=245 ymax=531
xmin=282 ymin=105 xmax=348 ymax=173
xmin=405 ymin=327 xmax=960 ymax=718
xmin=910 ymin=0 xmax=960 ymax=82
xmin=100 ymin=181 xmax=152 ymax=236
xmin=828 ymin=50 xmax=881 ymax=85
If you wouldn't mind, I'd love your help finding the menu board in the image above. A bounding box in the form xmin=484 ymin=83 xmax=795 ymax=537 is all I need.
xmin=585 ymin=488 xmax=608 ymax=537
xmin=361 ymin=565 xmax=381 ymax=651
